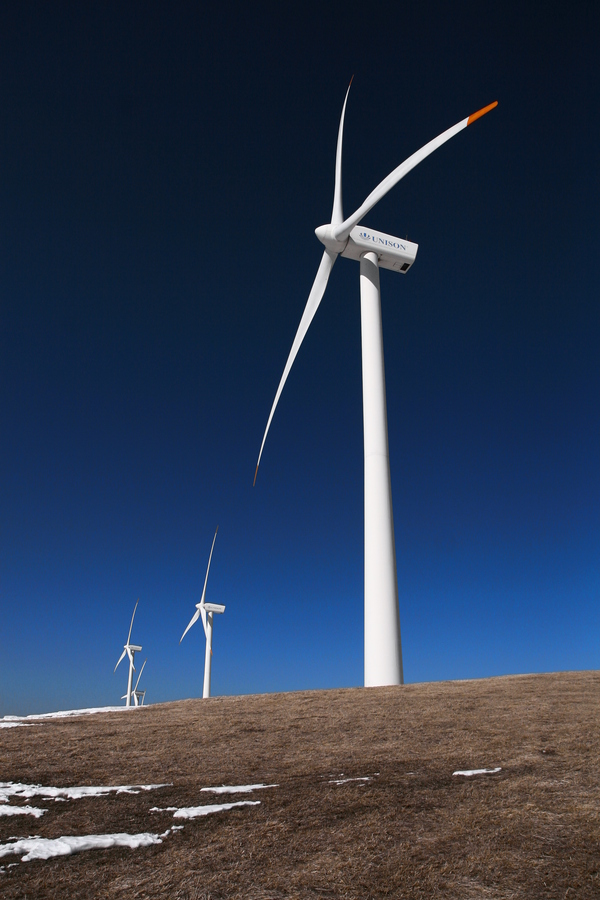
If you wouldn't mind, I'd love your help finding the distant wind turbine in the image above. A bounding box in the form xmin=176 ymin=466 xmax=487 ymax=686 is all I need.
xmin=114 ymin=600 xmax=142 ymax=707
xmin=123 ymin=658 xmax=147 ymax=707
xmin=254 ymin=81 xmax=497 ymax=687
xmin=180 ymin=527 xmax=225 ymax=698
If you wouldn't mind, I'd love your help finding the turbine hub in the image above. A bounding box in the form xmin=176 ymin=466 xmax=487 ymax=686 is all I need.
xmin=315 ymin=224 xmax=347 ymax=254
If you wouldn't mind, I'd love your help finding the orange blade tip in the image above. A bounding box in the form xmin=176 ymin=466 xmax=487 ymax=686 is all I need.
xmin=467 ymin=100 xmax=498 ymax=126
xmin=253 ymin=465 xmax=259 ymax=487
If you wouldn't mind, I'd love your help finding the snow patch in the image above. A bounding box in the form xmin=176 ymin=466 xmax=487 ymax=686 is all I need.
xmin=174 ymin=800 xmax=260 ymax=818
xmin=1 ymin=705 xmax=146 ymax=723
xmin=0 ymin=805 xmax=46 ymax=818
xmin=0 ymin=831 xmax=169 ymax=862
xmin=200 ymin=783 xmax=278 ymax=794
xmin=152 ymin=800 xmax=260 ymax=818
xmin=328 ymin=776 xmax=372 ymax=785
xmin=0 ymin=782 xmax=170 ymax=804
xmin=0 ymin=723 xmax=34 ymax=729
xmin=453 ymin=768 xmax=502 ymax=777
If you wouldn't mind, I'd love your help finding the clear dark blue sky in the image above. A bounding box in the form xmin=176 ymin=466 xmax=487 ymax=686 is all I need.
xmin=1 ymin=2 xmax=598 ymax=715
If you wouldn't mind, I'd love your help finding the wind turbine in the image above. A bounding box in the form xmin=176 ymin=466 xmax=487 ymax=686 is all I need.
xmin=254 ymin=82 xmax=497 ymax=687
xmin=114 ymin=600 xmax=142 ymax=707
xmin=180 ymin=527 xmax=225 ymax=698
xmin=122 ymin=658 xmax=147 ymax=707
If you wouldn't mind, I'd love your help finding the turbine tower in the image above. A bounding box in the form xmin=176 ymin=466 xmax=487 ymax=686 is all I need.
xmin=114 ymin=600 xmax=142 ymax=707
xmin=180 ymin=527 xmax=226 ymax=698
xmin=122 ymin=658 xmax=147 ymax=707
xmin=254 ymin=83 xmax=497 ymax=687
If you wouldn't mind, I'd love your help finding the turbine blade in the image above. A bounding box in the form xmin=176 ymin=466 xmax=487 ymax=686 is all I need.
xmin=114 ymin=648 xmax=127 ymax=673
xmin=199 ymin=527 xmax=219 ymax=607
xmin=180 ymin=607 xmax=201 ymax=643
xmin=127 ymin=647 xmax=136 ymax=671
xmin=333 ymin=101 xmax=498 ymax=242
xmin=254 ymin=248 xmax=338 ymax=485
xmin=200 ymin=605 xmax=208 ymax=638
xmin=127 ymin=599 xmax=139 ymax=645
xmin=467 ymin=100 xmax=499 ymax=126
xmin=134 ymin=658 xmax=147 ymax=691
xmin=331 ymin=77 xmax=353 ymax=226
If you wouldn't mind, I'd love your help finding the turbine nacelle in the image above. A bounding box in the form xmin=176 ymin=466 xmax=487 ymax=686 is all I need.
xmin=114 ymin=643 xmax=142 ymax=673
xmin=317 ymin=222 xmax=418 ymax=273
xmin=204 ymin=602 xmax=226 ymax=614
xmin=341 ymin=226 xmax=418 ymax=274
xmin=193 ymin=600 xmax=225 ymax=639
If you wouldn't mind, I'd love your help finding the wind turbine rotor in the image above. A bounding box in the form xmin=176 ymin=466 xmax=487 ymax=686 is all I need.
xmin=114 ymin=648 xmax=127 ymax=673
xmin=254 ymin=91 xmax=497 ymax=483
xmin=179 ymin=526 xmax=219 ymax=642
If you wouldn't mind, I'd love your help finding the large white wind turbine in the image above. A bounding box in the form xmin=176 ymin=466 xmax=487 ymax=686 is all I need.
xmin=180 ymin=527 xmax=226 ymax=698
xmin=114 ymin=600 xmax=142 ymax=707
xmin=254 ymin=83 xmax=497 ymax=687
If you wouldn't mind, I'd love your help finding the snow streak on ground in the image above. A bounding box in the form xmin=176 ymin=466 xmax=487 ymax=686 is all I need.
xmin=0 ymin=806 xmax=46 ymax=818
xmin=452 ymin=768 xmax=502 ymax=776
xmin=174 ymin=801 xmax=261 ymax=818
xmin=1 ymin=706 xmax=145 ymax=722
xmin=0 ymin=830 xmax=172 ymax=862
xmin=328 ymin=776 xmax=372 ymax=785
xmin=200 ymin=783 xmax=278 ymax=794
xmin=0 ymin=723 xmax=35 ymax=729
xmin=0 ymin=782 xmax=170 ymax=803
xmin=151 ymin=801 xmax=261 ymax=818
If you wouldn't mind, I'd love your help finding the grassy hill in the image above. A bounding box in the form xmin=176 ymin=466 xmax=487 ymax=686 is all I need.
xmin=1 ymin=671 xmax=599 ymax=898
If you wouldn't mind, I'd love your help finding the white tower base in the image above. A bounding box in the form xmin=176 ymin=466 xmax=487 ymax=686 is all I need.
xmin=203 ymin=613 xmax=213 ymax=698
xmin=360 ymin=251 xmax=404 ymax=687
xmin=126 ymin=661 xmax=134 ymax=708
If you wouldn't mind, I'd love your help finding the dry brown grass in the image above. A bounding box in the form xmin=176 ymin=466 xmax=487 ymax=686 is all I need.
xmin=1 ymin=671 xmax=599 ymax=899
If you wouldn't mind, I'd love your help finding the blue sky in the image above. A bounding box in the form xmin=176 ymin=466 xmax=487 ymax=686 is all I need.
xmin=1 ymin=2 xmax=599 ymax=715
